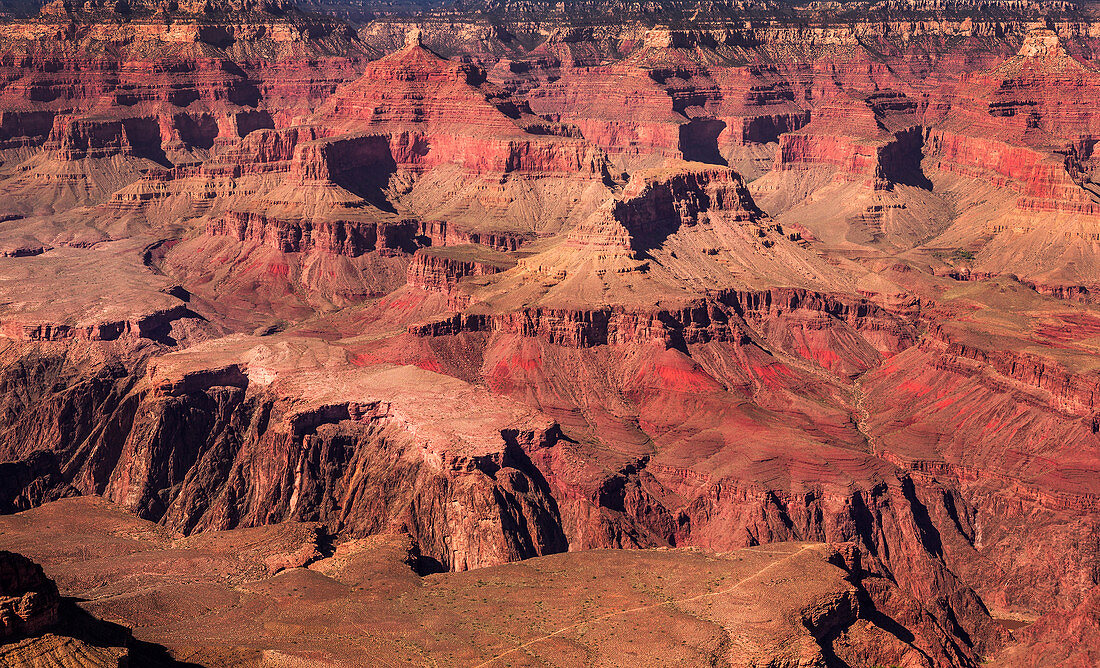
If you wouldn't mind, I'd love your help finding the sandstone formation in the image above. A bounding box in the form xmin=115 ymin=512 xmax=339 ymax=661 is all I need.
xmin=0 ymin=0 xmax=1099 ymax=665
xmin=0 ymin=552 xmax=58 ymax=640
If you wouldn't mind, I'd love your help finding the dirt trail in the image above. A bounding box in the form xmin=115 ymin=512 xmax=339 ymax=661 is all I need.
xmin=473 ymin=544 xmax=816 ymax=667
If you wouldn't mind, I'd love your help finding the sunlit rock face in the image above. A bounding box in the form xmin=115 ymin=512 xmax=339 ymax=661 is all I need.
xmin=0 ymin=2 xmax=1099 ymax=665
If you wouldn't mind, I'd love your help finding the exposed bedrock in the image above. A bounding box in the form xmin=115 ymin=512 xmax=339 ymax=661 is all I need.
xmin=999 ymin=586 xmax=1100 ymax=666
xmin=0 ymin=337 xmax=567 ymax=573
xmin=411 ymin=302 xmax=747 ymax=347
xmin=860 ymin=327 xmax=1100 ymax=616
xmin=293 ymin=128 xmax=613 ymax=179
xmin=0 ymin=341 xmax=158 ymax=494
xmin=412 ymin=286 xmax=915 ymax=361
xmin=533 ymin=455 xmax=1002 ymax=666
xmin=0 ymin=546 xmax=168 ymax=665
xmin=406 ymin=245 xmax=516 ymax=305
xmin=0 ymin=110 xmax=55 ymax=149
xmin=206 ymin=210 xmax=418 ymax=256
xmin=612 ymin=164 xmax=761 ymax=243
xmin=776 ymin=94 xmax=929 ymax=191
xmin=0 ymin=551 xmax=60 ymax=640
xmin=107 ymin=384 xmax=567 ymax=572
xmin=460 ymin=329 xmax=1003 ymax=666
xmin=924 ymin=323 xmax=1100 ymax=417
xmin=0 ymin=333 xmax=1001 ymax=664
xmin=926 ymin=128 xmax=1100 ymax=216
xmin=0 ymin=451 xmax=77 ymax=515
xmin=414 ymin=220 xmax=531 ymax=251
xmin=46 ymin=114 xmax=166 ymax=162
xmin=0 ymin=304 xmax=194 ymax=343
xmin=5 ymin=14 xmax=1100 ymax=666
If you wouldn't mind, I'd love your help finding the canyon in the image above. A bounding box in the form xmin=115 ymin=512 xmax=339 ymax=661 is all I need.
xmin=0 ymin=0 xmax=1098 ymax=665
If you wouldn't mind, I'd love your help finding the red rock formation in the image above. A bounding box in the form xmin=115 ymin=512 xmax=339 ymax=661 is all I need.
xmin=775 ymin=92 xmax=926 ymax=190
xmin=998 ymin=588 xmax=1100 ymax=666
xmin=0 ymin=552 xmax=59 ymax=639
xmin=0 ymin=336 xmax=565 ymax=572
xmin=4 ymin=9 xmax=1100 ymax=666
xmin=207 ymin=210 xmax=417 ymax=256
xmin=857 ymin=330 xmax=1100 ymax=606
xmin=406 ymin=245 xmax=516 ymax=307
xmin=318 ymin=33 xmax=612 ymax=177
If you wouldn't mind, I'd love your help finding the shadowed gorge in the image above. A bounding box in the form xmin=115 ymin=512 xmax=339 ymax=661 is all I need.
xmin=0 ymin=0 xmax=1098 ymax=665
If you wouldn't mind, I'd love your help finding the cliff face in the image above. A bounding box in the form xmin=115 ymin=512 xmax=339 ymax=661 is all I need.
xmin=0 ymin=336 xmax=569 ymax=572
xmin=0 ymin=333 xmax=1002 ymax=665
xmin=112 ymin=383 xmax=568 ymax=571
xmin=207 ymin=211 xmax=417 ymax=256
xmin=774 ymin=93 xmax=927 ymax=191
xmin=0 ymin=551 xmax=59 ymax=639
xmin=390 ymin=319 xmax=999 ymax=665
xmin=2 ymin=5 xmax=1100 ymax=666
xmin=860 ymin=325 xmax=1100 ymax=616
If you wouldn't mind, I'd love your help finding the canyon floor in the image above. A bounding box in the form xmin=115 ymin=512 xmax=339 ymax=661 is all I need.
xmin=0 ymin=0 xmax=1099 ymax=665
xmin=0 ymin=497 xmax=891 ymax=667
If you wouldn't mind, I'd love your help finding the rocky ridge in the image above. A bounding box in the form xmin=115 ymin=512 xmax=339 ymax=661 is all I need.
xmin=0 ymin=4 xmax=1098 ymax=666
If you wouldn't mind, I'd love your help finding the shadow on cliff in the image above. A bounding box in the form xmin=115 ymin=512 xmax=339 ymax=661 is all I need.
xmin=56 ymin=598 xmax=207 ymax=667
xmin=500 ymin=428 xmax=571 ymax=557
xmin=0 ymin=451 xmax=79 ymax=514
xmin=880 ymin=127 xmax=933 ymax=190
xmin=331 ymin=154 xmax=400 ymax=214
xmin=679 ymin=118 xmax=728 ymax=166
xmin=815 ymin=584 xmax=933 ymax=668
xmin=624 ymin=189 xmax=711 ymax=257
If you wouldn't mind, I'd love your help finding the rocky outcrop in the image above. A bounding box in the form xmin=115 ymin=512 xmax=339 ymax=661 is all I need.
xmin=44 ymin=115 xmax=164 ymax=161
xmin=319 ymin=37 xmax=613 ymax=178
xmin=411 ymin=302 xmax=752 ymax=347
xmin=998 ymin=587 xmax=1100 ymax=666
xmin=0 ymin=498 xmax=999 ymax=667
xmin=529 ymin=455 xmax=1004 ymax=666
xmin=776 ymin=93 xmax=926 ymax=190
xmin=6 ymin=10 xmax=1100 ymax=667
xmin=0 ymin=243 xmax=205 ymax=344
xmin=0 ymin=552 xmax=59 ymax=640
xmin=612 ymin=164 xmax=761 ymax=240
xmin=0 ymin=550 xmax=141 ymax=666
xmin=114 ymin=381 xmax=566 ymax=571
xmin=922 ymin=324 xmax=1100 ymax=418
xmin=0 ymin=452 xmax=77 ymax=515
xmin=858 ymin=319 xmax=1100 ymax=617
xmin=0 ymin=336 xmax=567 ymax=572
xmin=414 ymin=220 xmax=531 ymax=251
xmin=406 ymin=245 xmax=516 ymax=304
xmin=1 ymin=304 xmax=192 ymax=343
xmin=411 ymin=286 xmax=912 ymax=353
xmin=207 ymin=211 xmax=418 ymax=257
xmin=926 ymin=129 xmax=1100 ymax=217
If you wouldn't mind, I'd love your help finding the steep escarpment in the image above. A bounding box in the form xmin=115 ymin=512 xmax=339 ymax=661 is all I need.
xmin=0 ymin=241 xmax=210 ymax=343
xmin=0 ymin=548 xmax=184 ymax=666
xmin=3 ymin=5 xmax=1100 ymax=665
xmin=915 ymin=29 xmax=1100 ymax=291
xmin=206 ymin=211 xmax=419 ymax=256
xmin=774 ymin=93 xmax=927 ymax=190
xmin=860 ymin=321 xmax=1100 ymax=617
xmin=409 ymin=285 xmax=913 ymax=359
xmin=394 ymin=312 xmax=1000 ymax=665
xmin=0 ymin=6 xmax=371 ymax=219
xmin=0 ymin=335 xmax=568 ymax=572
